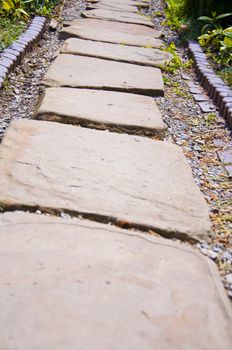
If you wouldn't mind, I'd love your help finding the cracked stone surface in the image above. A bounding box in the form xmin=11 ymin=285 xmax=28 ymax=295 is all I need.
xmin=0 ymin=120 xmax=211 ymax=240
xmin=43 ymin=54 xmax=164 ymax=96
xmin=0 ymin=211 xmax=231 ymax=350
xmin=35 ymin=88 xmax=167 ymax=136
xmin=60 ymin=38 xmax=172 ymax=67
xmin=59 ymin=19 xmax=164 ymax=48
xmin=82 ymin=9 xmax=154 ymax=27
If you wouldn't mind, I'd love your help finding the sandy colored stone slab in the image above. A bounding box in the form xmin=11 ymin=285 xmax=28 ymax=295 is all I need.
xmin=43 ymin=54 xmax=164 ymax=96
xmin=59 ymin=19 xmax=164 ymax=48
xmin=82 ymin=9 xmax=153 ymax=27
xmin=87 ymin=3 xmax=140 ymax=13
xmin=0 ymin=120 xmax=211 ymax=240
xmin=35 ymin=88 xmax=166 ymax=136
xmin=61 ymin=38 xmax=172 ymax=67
xmin=62 ymin=18 xmax=158 ymax=34
xmin=86 ymin=0 xmax=150 ymax=11
xmin=87 ymin=0 xmax=149 ymax=6
xmin=0 ymin=211 xmax=231 ymax=350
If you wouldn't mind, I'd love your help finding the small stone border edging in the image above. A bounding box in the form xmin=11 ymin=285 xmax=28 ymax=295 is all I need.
xmin=0 ymin=16 xmax=46 ymax=89
xmin=188 ymin=40 xmax=232 ymax=130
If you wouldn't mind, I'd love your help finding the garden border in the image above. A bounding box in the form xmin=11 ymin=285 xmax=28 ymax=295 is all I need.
xmin=188 ymin=40 xmax=232 ymax=131
xmin=0 ymin=16 xmax=46 ymax=89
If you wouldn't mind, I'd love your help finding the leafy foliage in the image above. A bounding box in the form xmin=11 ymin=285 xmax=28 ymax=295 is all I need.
xmin=163 ymin=0 xmax=186 ymax=29
xmin=198 ymin=27 xmax=232 ymax=66
xmin=25 ymin=0 xmax=59 ymax=16
xmin=161 ymin=42 xmax=193 ymax=73
xmin=218 ymin=67 xmax=232 ymax=87
xmin=0 ymin=0 xmax=59 ymax=18
xmin=198 ymin=11 xmax=232 ymax=33
xmin=0 ymin=0 xmax=60 ymax=51
xmin=0 ymin=0 xmax=29 ymax=20
xmin=164 ymin=1 xmax=231 ymax=35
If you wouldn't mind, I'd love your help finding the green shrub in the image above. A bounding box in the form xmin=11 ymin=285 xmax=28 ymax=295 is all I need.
xmin=0 ymin=0 xmax=29 ymax=20
xmin=198 ymin=12 xmax=232 ymax=33
xmin=0 ymin=0 xmax=60 ymax=19
xmin=198 ymin=26 xmax=232 ymax=66
xmin=184 ymin=0 xmax=232 ymax=22
xmin=25 ymin=0 xmax=60 ymax=16
xmin=0 ymin=0 xmax=60 ymax=51
xmin=164 ymin=0 xmax=231 ymax=31
xmin=164 ymin=0 xmax=187 ymax=29
xmin=161 ymin=42 xmax=193 ymax=73
xmin=218 ymin=68 xmax=232 ymax=87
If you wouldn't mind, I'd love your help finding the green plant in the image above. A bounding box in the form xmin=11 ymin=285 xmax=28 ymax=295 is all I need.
xmin=163 ymin=0 xmax=186 ymax=29
xmin=172 ymin=87 xmax=193 ymax=98
xmin=204 ymin=113 xmax=217 ymax=126
xmin=153 ymin=11 xmax=163 ymax=17
xmin=163 ymin=76 xmax=180 ymax=87
xmin=0 ymin=16 xmax=25 ymax=50
xmin=198 ymin=11 xmax=232 ymax=33
xmin=161 ymin=42 xmax=193 ymax=73
xmin=218 ymin=67 xmax=232 ymax=86
xmin=198 ymin=27 xmax=232 ymax=66
xmin=25 ymin=0 xmax=59 ymax=16
xmin=0 ymin=0 xmax=29 ymax=20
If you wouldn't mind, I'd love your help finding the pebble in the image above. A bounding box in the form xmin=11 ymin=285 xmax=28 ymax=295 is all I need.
xmin=225 ymin=273 xmax=232 ymax=284
xmin=60 ymin=212 xmax=71 ymax=220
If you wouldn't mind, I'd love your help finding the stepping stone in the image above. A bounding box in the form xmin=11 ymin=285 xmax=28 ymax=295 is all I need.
xmin=198 ymin=101 xmax=216 ymax=113
xmin=87 ymin=0 xmax=149 ymax=6
xmin=189 ymin=87 xmax=203 ymax=94
xmin=61 ymin=38 xmax=172 ymax=67
xmin=0 ymin=120 xmax=211 ymax=240
xmin=82 ymin=9 xmax=153 ymax=27
xmin=35 ymin=88 xmax=166 ymax=136
xmin=88 ymin=3 xmax=140 ymax=13
xmin=0 ymin=212 xmax=231 ymax=350
xmin=87 ymin=0 xmax=145 ymax=9
xmin=59 ymin=19 xmax=164 ymax=48
xmin=43 ymin=54 xmax=164 ymax=96
xmin=193 ymin=94 xmax=208 ymax=102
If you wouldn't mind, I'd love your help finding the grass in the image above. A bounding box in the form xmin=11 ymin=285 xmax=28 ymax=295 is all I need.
xmin=0 ymin=17 xmax=26 ymax=52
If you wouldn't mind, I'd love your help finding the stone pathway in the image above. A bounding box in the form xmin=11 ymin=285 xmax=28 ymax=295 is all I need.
xmin=0 ymin=0 xmax=231 ymax=348
xmin=60 ymin=38 xmax=172 ymax=67
xmin=59 ymin=19 xmax=164 ymax=47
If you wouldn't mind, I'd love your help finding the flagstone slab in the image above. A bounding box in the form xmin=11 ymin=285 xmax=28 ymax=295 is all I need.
xmin=0 ymin=212 xmax=231 ymax=350
xmin=87 ymin=3 xmax=140 ymax=13
xmin=59 ymin=19 xmax=164 ymax=48
xmin=35 ymin=88 xmax=166 ymax=136
xmin=62 ymin=19 xmax=159 ymax=36
xmin=43 ymin=54 xmax=164 ymax=96
xmin=61 ymin=38 xmax=172 ymax=67
xmin=82 ymin=9 xmax=153 ymax=27
xmin=0 ymin=120 xmax=211 ymax=240
xmin=87 ymin=0 xmax=149 ymax=6
xmin=87 ymin=0 xmax=145 ymax=10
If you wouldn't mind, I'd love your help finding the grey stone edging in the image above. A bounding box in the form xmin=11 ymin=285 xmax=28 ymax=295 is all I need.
xmin=0 ymin=16 xmax=46 ymax=89
xmin=188 ymin=40 xmax=232 ymax=130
